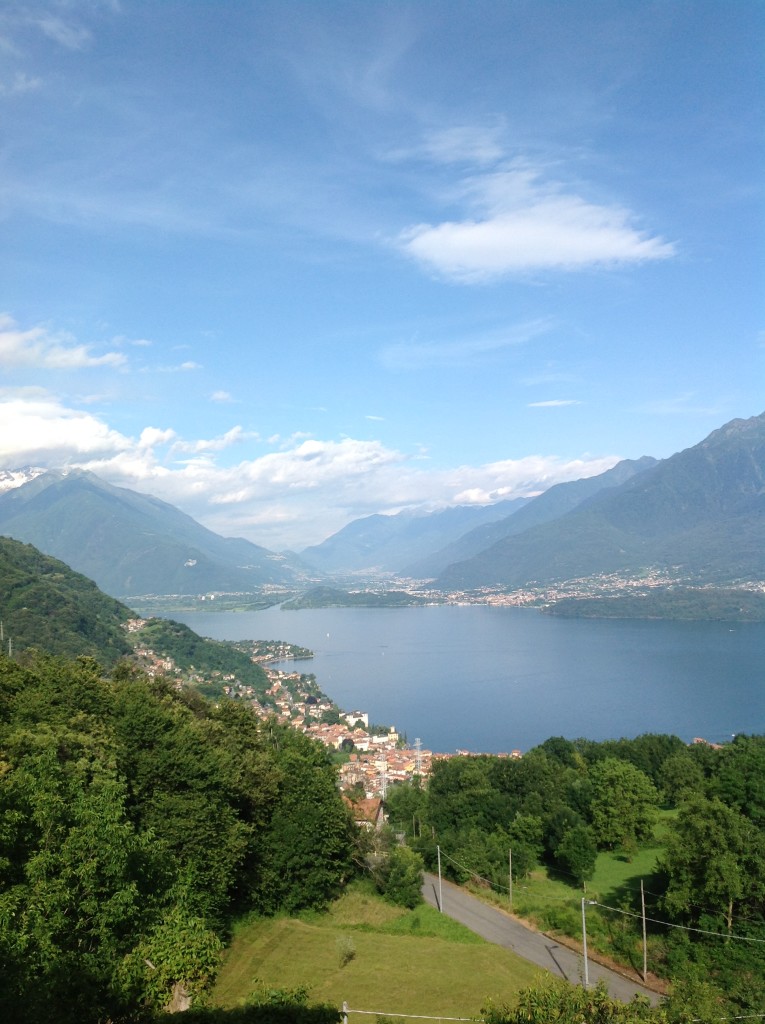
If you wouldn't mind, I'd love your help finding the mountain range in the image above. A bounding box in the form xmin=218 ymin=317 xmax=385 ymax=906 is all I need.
xmin=0 ymin=411 xmax=762 ymax=608
xmin=0 ymin=469 xmax=316 ymax=599
xmin=402 ymin=456 xmax=658 ymax=578
xmin=434 ymin=412 xmax=765 ymax=591
xmin=299 ymin=498 xmax=529 ymax=573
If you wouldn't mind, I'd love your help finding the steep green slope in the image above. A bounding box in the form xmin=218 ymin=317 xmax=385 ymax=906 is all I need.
xmin=0 ymin=535 xmax=133 ymax=663
xmin=436 ymin=412 xmax=765 ymax=591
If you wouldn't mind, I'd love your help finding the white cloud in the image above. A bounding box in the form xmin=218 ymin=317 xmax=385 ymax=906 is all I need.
xmin=138 ymin=426 xmax=176 ymax=449
xmin=0 ymin=391 xmax=131 ymax=463
xmin=171 ymin=426 xmax=256 ymax=454
xmin=211 ymin=390 xmax=234 ymax=403
xmin=0 ymin=390 xmax=621 ymax=549
xmin=0 ymin=314 xmax=127 ymax=369
xmin=398 ymin=162 xmax=675 ymax=282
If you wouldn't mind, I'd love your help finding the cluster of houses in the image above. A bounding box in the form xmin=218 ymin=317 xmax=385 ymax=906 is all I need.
xmin=124 ymin=620 xmax=523 ymax=802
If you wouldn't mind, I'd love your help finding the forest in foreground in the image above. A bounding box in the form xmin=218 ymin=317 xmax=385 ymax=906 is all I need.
xmin=385 ymin=731 xmax=765 ymax=1014
xmin=1 ymin=646 xmax=763 ymax=1022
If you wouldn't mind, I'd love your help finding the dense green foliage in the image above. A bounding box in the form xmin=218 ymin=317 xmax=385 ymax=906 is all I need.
xmin=0 ymin=651 xmax=356 ymax=1022
xmin=0 ymin=536 xmax=133 ymax=663
xmin=282 ymin=586 xmax=435 ymax=609
xmin=385 ymin=733 xmax=765 ymax=1014
xmin=136 ymin=618 xmax=270 ymax=694
xmin=484 ymin=980 xmax=657 ymax=1024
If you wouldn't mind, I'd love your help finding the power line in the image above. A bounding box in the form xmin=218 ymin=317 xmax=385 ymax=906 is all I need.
xmin=592 ymin=900 xmax=765 ymax=945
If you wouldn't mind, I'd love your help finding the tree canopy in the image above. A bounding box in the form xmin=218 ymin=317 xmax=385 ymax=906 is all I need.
xmin=0 ymin=650 xmax=356 ymax=1022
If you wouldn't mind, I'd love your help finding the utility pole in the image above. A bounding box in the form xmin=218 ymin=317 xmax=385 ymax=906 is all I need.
xmin=437 ymin=844 xmax=443 ymax=913
xmin=581 ymin=898 xmax=596 ymax=989
xmin=641 ymin=879 xmax=648 ymax=982
xmin=508 ymin=848 xmax=513 ymax=911
xmin=378 ymin=752 xmax=388 ymax=799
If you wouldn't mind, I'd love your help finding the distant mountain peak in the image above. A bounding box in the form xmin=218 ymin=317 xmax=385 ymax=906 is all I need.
xmin=0 ymin=466 xmax=47 ymax=493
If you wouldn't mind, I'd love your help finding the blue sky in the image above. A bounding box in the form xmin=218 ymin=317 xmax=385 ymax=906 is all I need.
xmin=0 ymin=0 xmax=762 ymax=550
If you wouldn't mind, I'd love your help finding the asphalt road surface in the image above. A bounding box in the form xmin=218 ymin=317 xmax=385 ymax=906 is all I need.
xmin=422 ymin=872 xmax=661 ymax=1006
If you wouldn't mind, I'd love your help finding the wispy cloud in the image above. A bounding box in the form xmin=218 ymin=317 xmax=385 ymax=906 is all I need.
xmin=638 ymin=393 xmax=721 ymax=416
xmin=528 ymin=399 xmax=582 ymax=408
xmin=211 ymin=390 xmax=235 ymax=403
xmin=149 ymin=360 xmax=202 ymax=374
xmin=380 ymin=317 xmax=553 ymax=370
xmin=388 ymin=123 xmax=506 ymax=166
xmin=398 ymin=158 xmax=675 ymax=283
xmin=0 ymin=72 xmax=41 ymax=96
xmin=0 ymin=314 xmax=126 ymax=369
xmin=35 ymin=15 xmax=92 ymax=50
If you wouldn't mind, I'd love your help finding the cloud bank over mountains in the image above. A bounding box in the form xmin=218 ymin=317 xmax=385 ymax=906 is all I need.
xmin=0 ymin=374 xmax=617 ymax=550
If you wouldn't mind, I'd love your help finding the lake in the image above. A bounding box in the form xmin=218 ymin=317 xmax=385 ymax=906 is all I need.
xmin=173 ymin=605 xmax=765 ymax=754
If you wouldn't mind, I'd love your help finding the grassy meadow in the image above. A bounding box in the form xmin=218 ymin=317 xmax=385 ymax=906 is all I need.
xmin=211 ymin=881 xmax=541 ymax=1020
xmin=211 ymin=814 xmax=673 ymax=1016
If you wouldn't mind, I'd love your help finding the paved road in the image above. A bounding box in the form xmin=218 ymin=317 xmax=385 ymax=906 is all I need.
xmin=422 ymin=873 xmax=660 ymax=1006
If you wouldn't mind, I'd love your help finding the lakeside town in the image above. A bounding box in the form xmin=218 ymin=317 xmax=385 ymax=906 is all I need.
xmin=125 ymin=619 xmax=523 ymax=800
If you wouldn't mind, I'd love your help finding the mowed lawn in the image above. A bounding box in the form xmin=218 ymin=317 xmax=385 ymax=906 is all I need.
xmin=211 ymin=883 xmax=542 ymax=1020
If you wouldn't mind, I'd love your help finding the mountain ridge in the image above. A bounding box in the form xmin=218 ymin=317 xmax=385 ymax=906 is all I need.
xmin=405 ymin=456 xmax=657 ymax=578
xmin=0 ymin=469 xmax=316 ymax=599
xmin=434 ymin=411 xmax=765 ymax=592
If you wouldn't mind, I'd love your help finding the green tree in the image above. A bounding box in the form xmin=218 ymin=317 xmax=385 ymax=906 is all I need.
xmin=376 ymin=845 xmax=424 ymax=908
xmin=508 ymin=813 xmax=543 ymax=879
xmin=250 ymin=729 xmax=354 ymax=914
xmin=555 ymin=824 xmax=598 ymax=885
xmin=660 ymin=795 xmax=765 ymax=935
xmin=589 ymin=757 xmax=658 ymax=851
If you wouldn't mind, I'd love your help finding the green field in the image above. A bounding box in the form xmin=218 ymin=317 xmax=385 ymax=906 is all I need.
xmin=212 ymin=819 xmax=673 ymax=1017
xmin=211 ymin=882 xmax=541 ymax=1020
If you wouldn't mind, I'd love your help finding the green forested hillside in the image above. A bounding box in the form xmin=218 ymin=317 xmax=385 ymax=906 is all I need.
xmin=135 ymin=617 xmax=270 ymax=693
xmin=0 ymin=535 xmax=133 ymax=662
xmin=0 ymin=651 xmax=356 ymax=1023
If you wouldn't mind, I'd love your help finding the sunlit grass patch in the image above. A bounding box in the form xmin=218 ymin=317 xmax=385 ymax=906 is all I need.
xmin=212 ymin=884 xmax=540 ymax=1018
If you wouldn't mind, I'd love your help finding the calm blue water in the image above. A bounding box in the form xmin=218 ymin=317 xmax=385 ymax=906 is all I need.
xmin=174 ymin=606 xmax=765 ymax=754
